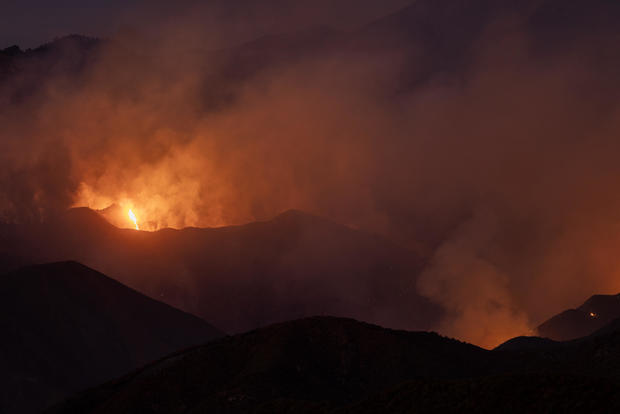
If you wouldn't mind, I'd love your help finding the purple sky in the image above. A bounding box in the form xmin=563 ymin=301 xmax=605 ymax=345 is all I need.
xmin=0 ymin=0 xmax=413 ymax=49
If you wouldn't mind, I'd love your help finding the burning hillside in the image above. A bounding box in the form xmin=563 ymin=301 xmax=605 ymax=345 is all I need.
xmin=3 ymin=0 xmax=620 ymax=349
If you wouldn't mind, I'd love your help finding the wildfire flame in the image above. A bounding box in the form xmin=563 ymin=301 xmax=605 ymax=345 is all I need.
xmin=589 ymin=312 xmax=598 ymax=318
xmin=128 ymin=209 xmax=139 ymax=230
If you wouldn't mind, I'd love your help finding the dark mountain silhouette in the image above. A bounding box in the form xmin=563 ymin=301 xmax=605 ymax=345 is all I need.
xmin=341 ymin=374 xmax=620 ymax=413
xmin=537 ymin=293 xmax=620 ymax=340
xmin=48 ymin=315 xmax=620 ymax=413
xmin=0 ymin=208 xmax=442 ymax=334
xmin=0 ymin=261 xmax=222 ymax=414
xmin=587 ymin=317 xmax=620 ymax=338
xmin=493 ymin=335 xmax=559 ymax=352
xmin=47 ymin=317 xmax=490 ymax=413
xmin=0 ymin=35 xmax=103 ymax=104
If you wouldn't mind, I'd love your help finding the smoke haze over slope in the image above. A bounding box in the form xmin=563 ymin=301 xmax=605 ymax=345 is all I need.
xmin=3 ymin=0 xmax=620 ymax=347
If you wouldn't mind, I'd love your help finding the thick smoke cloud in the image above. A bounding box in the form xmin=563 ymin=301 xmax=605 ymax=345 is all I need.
xmin=3 ymin=0 xmax=620 ymax=347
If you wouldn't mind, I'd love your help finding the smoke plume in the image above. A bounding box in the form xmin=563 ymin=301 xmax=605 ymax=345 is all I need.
xmin=3 ymin=0 xmax=620 ymax=347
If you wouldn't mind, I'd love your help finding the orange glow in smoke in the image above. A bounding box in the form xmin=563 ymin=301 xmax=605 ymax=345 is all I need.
xmin=128 ymin=209 xmax=139 ymax=230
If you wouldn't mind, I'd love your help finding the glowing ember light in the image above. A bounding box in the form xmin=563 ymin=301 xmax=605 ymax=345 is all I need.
xmin=590 ymin=312 xmax=598 ymax=318
xmin=128 ymin=209 xmax=139 ymax=230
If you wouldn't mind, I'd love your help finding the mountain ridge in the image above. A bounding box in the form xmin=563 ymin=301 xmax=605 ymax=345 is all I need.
xmin=0 ymin=261 xmax=222 ymax=414
xmin=0 ymin=207 xmax=441 ymax=335
xmin=537 ymin=292 xmax=620 ymax=341
xmin=48 ymin=313 xmax=620 ymax=413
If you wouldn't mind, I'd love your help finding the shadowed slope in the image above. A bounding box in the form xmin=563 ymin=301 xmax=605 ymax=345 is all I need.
xmin=341 ymin=374 xmax=620 ymax=414
xmin=50 ymin=315 xmax=620 ymax=413
xmin=537 ymin=293 xmax=620 ymax=340
xmin=48 ymin=317 xmax=489 ymax=414
xmin=0 ymin=261 xmax=222 ymax=414
xmin=0 ymin=208 xmax=442 ymax=335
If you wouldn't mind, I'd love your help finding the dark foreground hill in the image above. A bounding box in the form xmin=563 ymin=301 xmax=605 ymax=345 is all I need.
xmin=49 ymin=316 xmax=620 ymax=413
xmin=0 ymin=261 xmax=222 ymax=414
xmin=0 ymin=208 xmax=441 ymax=335
xmin=537 ymin=293 xmax=620 ymax=340
xmin=341 ymin=374 xmax=620 ymax=414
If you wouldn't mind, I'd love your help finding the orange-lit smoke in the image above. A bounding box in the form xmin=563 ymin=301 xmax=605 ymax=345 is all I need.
xmin=4 ymin=2 xmax=620 ymax=348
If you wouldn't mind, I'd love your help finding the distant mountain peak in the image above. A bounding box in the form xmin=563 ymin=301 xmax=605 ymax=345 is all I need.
xmin=494 ymin=335 xmax=559 ymax=351
xmin=34 ymin=34 xmax=101 ymax=50
xmin=1 ymin=45 xmax=22 ymax=56
xmin=272 ymin=208 xmax=321 ymax=221
xmin=537 ymin=292 xmax=620 ymax=341
xmin=0 ymin=261 xmax=222 ymax=414
xmin=59 ymin=206 xmax=116 ymax=229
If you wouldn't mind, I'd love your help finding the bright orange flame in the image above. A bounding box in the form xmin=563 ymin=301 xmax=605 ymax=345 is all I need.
xmin=128 ymin=209 xmax=139 ymax=230
xmin=590 ymin=312 xmax=598 ymax=318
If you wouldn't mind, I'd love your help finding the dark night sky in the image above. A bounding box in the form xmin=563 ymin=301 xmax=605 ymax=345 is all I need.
xmin=0 ymin=0 xmax=413 ymax=49
xmin=0 ymin=0 xmax=138 ymax=48
xmin=0 ymin=0 xmax=207 ymax=49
